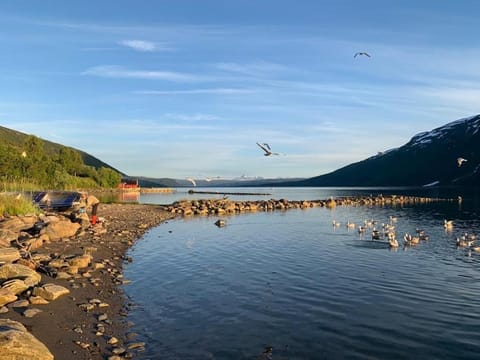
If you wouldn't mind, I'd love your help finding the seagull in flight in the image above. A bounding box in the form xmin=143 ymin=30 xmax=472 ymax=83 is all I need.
xmin=457 ymin=157 xmax=468 ymax=167
xmin=354 ymin=52 xmax=371 ymax=58
xmin=256 ymin=142 xmax=280 ymax=156
xmin=186 ymin=177 xmax=197 ymax=186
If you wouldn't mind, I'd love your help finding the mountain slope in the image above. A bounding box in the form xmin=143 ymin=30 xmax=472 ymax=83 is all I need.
xmin=0 ymin=125 xmax=124 ymax=174
xmin=294 ymin=114 xmax=480 ymax=187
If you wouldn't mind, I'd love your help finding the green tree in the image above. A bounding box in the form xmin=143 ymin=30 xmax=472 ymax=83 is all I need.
xmin=57 ymin=147 xmax=83 ymax=176
xmin=96 ymin=167 xmax=122 ymax=188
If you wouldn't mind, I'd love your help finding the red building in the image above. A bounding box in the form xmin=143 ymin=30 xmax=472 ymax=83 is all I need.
xmin=118 ymin=178 xmax=140 ymax=191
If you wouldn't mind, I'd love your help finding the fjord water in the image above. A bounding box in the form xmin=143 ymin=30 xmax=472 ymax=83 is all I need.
xmin=124 ymin=188 xmax=480 ymax=359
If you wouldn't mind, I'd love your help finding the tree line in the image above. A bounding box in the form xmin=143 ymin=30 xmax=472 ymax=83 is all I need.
xmin=0 ymin=135 xmax=121 ymax=190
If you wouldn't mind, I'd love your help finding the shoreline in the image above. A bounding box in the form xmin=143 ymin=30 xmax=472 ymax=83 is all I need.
xmin=0 ymin=203 xmax=175 ymax=360
xmin=0 ymin=195 xmax=457 ymax=359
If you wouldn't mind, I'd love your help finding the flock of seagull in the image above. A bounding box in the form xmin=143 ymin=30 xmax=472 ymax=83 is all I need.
xmin=332 ymin=216 xmax=478 ymax=251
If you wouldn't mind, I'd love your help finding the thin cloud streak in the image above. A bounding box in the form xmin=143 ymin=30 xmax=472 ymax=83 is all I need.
xmin=134 ymin=88 xmax=256 ymax=95
xmin=82 ymin=65 xmax=207 ymax=82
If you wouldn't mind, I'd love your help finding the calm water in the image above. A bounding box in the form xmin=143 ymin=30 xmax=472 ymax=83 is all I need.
xmin=123 ymin=188 xmax=480 ymax=359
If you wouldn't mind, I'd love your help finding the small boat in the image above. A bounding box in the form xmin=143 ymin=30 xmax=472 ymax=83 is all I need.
xmin=33 ymin=191 xmax=82 ymax=211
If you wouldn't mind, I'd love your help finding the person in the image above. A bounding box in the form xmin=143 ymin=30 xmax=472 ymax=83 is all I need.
xmin=78 ymin=192 xmax=100 ymax=225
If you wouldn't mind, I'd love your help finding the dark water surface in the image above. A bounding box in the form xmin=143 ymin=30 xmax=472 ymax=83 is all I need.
xmin=124 ymin=188 xmax=480 ymax=359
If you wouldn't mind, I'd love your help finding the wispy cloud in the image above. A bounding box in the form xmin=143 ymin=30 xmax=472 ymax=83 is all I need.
xmin=82 ymin=65 xmax=206 ymax=82
xmin=160 ymin=113 xmax=220 ymax=122
xmin=214 ymin=61 xmax=292 ymax=77
xmin=119 ymin=39 xmax=172 ymax=52
xmin=119 ymin=39 xmax=155 ymax=51
xmin=134 ymin=88 xmax=255 ymax=95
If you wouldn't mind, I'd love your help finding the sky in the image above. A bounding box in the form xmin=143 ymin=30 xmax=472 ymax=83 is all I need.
xmin=1 ymin=0 xmax=480 ymax=180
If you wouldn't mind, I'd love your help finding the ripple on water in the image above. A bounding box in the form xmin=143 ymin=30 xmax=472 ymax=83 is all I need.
xmin=124 ymin=204 xmax=480 ymax=359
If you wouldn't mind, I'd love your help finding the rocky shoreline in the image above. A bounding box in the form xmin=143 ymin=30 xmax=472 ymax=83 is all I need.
xmin=0 ymin=203 xmax=175 ymax=360
xmin=0 ymin=195 xmax=454 ymax=359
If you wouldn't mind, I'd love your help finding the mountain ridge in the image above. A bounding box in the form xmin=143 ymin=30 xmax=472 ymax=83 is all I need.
xmin=286 ymin=114 xmax=480 ymax=187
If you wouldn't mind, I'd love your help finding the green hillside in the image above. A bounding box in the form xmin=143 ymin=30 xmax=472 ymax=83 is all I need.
xmin=0 ymin=125 xmax=122 ymax=190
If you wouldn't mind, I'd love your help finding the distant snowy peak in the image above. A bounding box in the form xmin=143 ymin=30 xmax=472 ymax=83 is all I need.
xmin=407 ymin=114 xmax=480 ymax=149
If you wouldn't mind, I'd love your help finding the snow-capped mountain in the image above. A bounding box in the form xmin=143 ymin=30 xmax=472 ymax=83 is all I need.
xmin=295 ymin=114 xmax=480 ymax=187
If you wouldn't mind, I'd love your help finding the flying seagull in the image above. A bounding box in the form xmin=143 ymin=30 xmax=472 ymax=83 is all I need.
xmin=256 ymin=142 xmax=280 ymax=156
xmin=186 ymin=177 xmax=197 ymax=187
xmin=457 ymin=157 xmax=468 ymax=167
xmin=354 ymin=52 xmax=371 ymax=58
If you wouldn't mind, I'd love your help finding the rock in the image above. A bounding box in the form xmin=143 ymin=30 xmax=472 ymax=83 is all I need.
xmin=0 ymin=216 xmax=37 ymax=233
xmin=47 ymin=258 xmax=66 ymax=268
xmin=23 ymin=233 xmax=50 ymax=251
xmin=9 ymin=299 xmax=29 ymax=308
xmin=68 ymin=254 xmax=92 ymax=268
xmin=74 ymin=341 xmax=90 ymax=349
xmin=1 ymin=279 xmax=28 ymax=295
xmin=0 ymin=229 xmax=17 ymax=248
xmin=23 ymin=308 xmax=43 ymax=318
xmin=0 ymin=288 xmax=17 ymax=307
xmin=55 ymin=271 xmax=72 ymax=280
xmin=93 ymin=262 xmax=105 ymax=270
xmin=78 ymin=303 xmax=95 ymax=311
xmin=108 ymin=336 xmax=119 ymax=345
xmin=66 ymin=266 xmax=79 ymax=275
xmin=111 ymin=347 xmax=126 ymax=355
xmin=44 ymin=219 xmax=81 ymax=241
xmin=0 ymin=248 xmax=20 ymax=264
xmin=0 ymin=306 xmax=7 ymax=314
xmin=128 ymin=341 xmax=146 ymax=350
xmin=14 ymin=258 xmax=37 ymax=270
xmin=32 ymin=283 xmax=70 ymax=301
xmin=29 ymin=295 xmax=49 ymax=305
xmin=0 ymin=263 xmax=41 ymax=288
xmin=0 ymin=319 xmax=54 ymax=360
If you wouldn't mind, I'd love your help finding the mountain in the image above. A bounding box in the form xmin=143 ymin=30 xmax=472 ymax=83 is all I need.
xmin=0 ymin=125 xmax=124 ymax=174
xmin=132 ymin=176 xmax=306 ymax=188
xmin=290 ymin=114 xmax=480 ymax=187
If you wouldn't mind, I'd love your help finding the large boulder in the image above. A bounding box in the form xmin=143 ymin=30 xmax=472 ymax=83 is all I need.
xmin=44 ymin=218 xmax=81 ymax=240
xmin=0 ymin=216 xmax=37 ymax=233
xmin=0 ymin=319 xmax=54 ymax=360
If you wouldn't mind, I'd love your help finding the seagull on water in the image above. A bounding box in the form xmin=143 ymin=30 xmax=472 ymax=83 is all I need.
xmin=256 ymin=142 xmax=280 ymax=156
xmin=457 ymin=157 xmax=468 ymax=167
xmin=354 ymin=52 xmax=371 ymax=58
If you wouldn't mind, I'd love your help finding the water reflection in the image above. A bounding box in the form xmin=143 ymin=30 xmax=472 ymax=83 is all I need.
xmin=124 ymin=193 xmax=480 ymax=360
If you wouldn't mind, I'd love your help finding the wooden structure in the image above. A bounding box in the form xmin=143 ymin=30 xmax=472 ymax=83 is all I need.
xmin=118 ymin=178 xmax=140 ymax=191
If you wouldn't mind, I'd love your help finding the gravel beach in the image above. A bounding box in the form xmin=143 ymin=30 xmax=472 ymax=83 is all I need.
xmin=0 ymin=203 xmax=175 ymax=360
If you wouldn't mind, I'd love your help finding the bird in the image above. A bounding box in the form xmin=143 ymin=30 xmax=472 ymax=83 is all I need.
xmin=457 ymin=157 xmax=468 ymax=167
xmin=354 ymin=52 xmax=371 ymax=58
xmin=444 ymin=219 xmax=454 ymax=229
xmin=256 ymin=142 xmax=280 ymax=156
xmin=186 ymin=177 xmax=196 ymax=187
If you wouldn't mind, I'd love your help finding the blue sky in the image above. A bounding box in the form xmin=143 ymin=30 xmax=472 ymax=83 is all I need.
xmin=1 ymin=0 xmax=479 ymax=179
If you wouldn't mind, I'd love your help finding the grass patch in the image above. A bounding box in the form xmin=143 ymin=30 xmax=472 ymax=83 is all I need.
xmin=0 ymin=193 xmax=40 ymax=216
